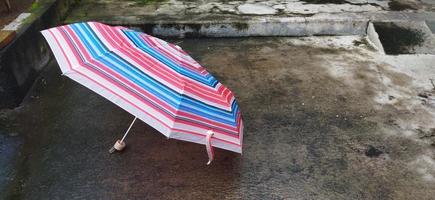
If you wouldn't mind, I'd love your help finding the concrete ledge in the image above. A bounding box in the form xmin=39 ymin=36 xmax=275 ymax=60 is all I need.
xmin=93 ymin=14 xmax=370 ymax=38
xmin=66 ymin=11 xmax=435 ymax=38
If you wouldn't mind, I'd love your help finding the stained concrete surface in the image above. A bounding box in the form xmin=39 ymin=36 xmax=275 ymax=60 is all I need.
xmin=1 ymin=36 xmax=435 ymax=199
xmin=64 ymin=0 xmax=435 ymax=38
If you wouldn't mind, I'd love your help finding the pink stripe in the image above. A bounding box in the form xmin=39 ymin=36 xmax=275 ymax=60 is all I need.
xmin=174 ymin=115 xmax=241 ymax=137
xmin=178 ymin=110 xmax=240 ymax=133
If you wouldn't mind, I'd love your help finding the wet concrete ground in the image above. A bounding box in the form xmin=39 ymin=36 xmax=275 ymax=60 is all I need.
xmin=1 ymin=36 xmax=435 ymax=199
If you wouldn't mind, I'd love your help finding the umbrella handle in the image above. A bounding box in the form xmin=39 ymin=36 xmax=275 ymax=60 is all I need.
xmin=109 ymin=117 xmax=137 ymax=153
xmin=206 ymin=130 xmax=214 ymax=165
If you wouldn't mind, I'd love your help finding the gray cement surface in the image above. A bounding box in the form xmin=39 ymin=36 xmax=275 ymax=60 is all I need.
xmin=1 ymin=36 xmax=435 ymax=199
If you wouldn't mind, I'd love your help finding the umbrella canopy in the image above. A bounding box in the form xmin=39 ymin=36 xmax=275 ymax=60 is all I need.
xmin=41 ymin=22 xmax=243 ymax=162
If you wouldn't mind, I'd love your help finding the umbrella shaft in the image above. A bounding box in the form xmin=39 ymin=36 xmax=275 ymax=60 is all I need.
xmin=121 ymin=117 xmax=137 ymax=142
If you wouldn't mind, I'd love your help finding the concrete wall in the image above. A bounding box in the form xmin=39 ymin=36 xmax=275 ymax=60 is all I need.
xmin=146 ymin=18 xmax=368 ymax=38
xmin=0 ymin=0 xmax=79 ymax=108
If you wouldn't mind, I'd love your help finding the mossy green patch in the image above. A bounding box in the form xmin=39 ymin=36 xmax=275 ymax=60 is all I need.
xmin=29 ymin=1 xmax=40 ymax=12
xmin=23 ymin=0 xmax=57 ymax=25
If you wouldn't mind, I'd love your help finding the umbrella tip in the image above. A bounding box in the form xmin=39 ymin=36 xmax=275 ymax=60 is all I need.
xmin=109 ymin=140 xmax=126 ymax=154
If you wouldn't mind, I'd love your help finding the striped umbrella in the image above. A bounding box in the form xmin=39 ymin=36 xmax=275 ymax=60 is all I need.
xmin=41 ymin=22 xmax=243 ymax=164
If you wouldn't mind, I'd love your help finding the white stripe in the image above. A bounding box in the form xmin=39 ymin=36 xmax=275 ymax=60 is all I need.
xmin=41 ymin=30 xmax=71 ymax=73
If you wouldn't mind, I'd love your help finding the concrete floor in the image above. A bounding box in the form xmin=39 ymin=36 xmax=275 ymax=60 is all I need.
xmin=1 ymin=36 xmax=435 ymax=199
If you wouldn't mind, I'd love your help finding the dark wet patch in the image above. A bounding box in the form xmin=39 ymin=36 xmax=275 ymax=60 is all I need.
xmin=417 ymin=92 xmax=430 ymax=99
xmin=0 ymin=133 xmax=23 ymax=197
xmin=155 ymin=23 xmax=205 ymax=38
xmin=373 ymin=22 xmax=425 ymax=55
xmin=232 ymin=22 xmax=249 ymax=31
xmin=365 ymin=145 xmax=383 ymax=157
